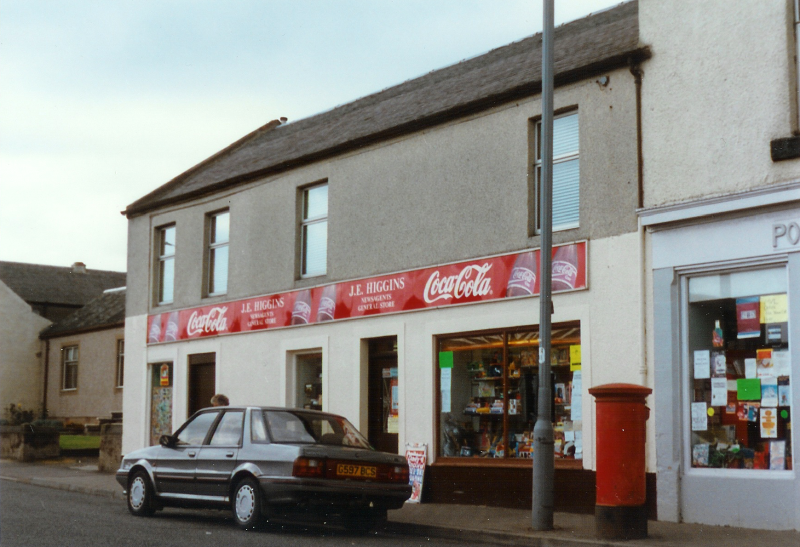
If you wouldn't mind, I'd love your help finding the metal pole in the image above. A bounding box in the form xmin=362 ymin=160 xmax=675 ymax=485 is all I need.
xmin=532 ymin=0 xmax=555 ymax=531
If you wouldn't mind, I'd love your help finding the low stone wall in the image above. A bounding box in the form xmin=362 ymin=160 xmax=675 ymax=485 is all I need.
xmin=99 ymin=423 xmax=122 ymax=473
xmin=0 ymin=425 xmax=60 ymax=462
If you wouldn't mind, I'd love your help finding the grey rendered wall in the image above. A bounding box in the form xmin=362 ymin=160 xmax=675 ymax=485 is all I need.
xmin=127 ymin=66 xmax=639 ymax=315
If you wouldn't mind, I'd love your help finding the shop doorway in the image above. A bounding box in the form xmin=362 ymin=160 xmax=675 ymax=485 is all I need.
xmin=188 ymin=352 xmax=216 ymax=416
xmin=295 ymin=352 xmax=323 ymax=410
xmin=150 ymin=362 xmax=173 ymax=446
xmin=367 ymin=336 xmax=398 ymax=454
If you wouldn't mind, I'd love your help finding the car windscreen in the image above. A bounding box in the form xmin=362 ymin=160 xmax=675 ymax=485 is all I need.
xmin=263 ymin=410 xmax=372 ymax=449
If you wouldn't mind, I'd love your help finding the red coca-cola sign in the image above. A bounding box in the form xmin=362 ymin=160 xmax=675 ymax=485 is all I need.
xmin=146 ymin=242 xmax=587 ymax=344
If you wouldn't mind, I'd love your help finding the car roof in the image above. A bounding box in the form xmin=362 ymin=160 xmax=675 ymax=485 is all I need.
xmin=194 ymin=406 xmax=341 ymax=417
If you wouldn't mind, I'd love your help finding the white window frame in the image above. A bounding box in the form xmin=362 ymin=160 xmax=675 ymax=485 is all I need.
xmin=62 ymin=345 xmax=79 ymax=391
xmin=534 ymin=111 xmax=580 ymax=233
xmin=207 ymin=210 xmax=229 ymax=296
xmin=157 ymin=225 xmax=176 ymax=305
xmin=116 ymin=339 xmax=125 ymax=388
xmin=300 ymin=183 xmax=328 ymax=278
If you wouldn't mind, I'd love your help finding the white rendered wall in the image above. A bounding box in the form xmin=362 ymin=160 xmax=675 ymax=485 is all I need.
xmin=639 ymin=0 xmax=798 ymax=207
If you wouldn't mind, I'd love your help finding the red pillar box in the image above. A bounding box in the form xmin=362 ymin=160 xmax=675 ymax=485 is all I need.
xmin=588 ymin=383 xmax=652 ymax=540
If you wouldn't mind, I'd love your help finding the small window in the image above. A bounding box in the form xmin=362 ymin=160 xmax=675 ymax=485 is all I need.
xmin=176 ymin=411 xmax=219 ymax=446
xmin=209 ymin=411 xmax=243 ymax=446
xmin=157 ymin=225 xmax=176 ymax=304
xmin=116 ymin=339 xmax=125 ymax=388
xmin=207 ymin=211 xmax=229 ymax=296
xmin=301 ymin=183 xmax=328 ymax=277
xmin=62 ymin=345 xmax=79 ymax=390
xmin=534 ymin=112 xmax=579 ymax=232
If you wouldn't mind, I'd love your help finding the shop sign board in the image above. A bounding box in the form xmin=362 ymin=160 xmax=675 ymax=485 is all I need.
xmin=404 ymin=443 xmax=427 ymax=503
xmin=147 ymin=241 xmax=587 ymax=344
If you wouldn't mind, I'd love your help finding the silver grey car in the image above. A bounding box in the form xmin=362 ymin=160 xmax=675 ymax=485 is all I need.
xmin=116 ymin=406 xmax=411 ymax=531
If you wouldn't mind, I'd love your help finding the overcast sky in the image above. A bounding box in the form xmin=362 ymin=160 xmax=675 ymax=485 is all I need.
xmin=0 ymin=0 xmax=621 ymax=273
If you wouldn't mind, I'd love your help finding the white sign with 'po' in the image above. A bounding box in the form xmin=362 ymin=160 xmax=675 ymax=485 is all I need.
xmin=772 ymin=221 xmax=800 ymax=250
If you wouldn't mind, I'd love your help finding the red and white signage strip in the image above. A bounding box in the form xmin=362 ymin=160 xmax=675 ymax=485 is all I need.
xmin=147 ymin=242 xmax=587 ymax=344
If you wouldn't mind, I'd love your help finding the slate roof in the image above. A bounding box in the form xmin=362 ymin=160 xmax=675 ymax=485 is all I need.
xmin=125 ymin=1 xmax=645 ymax=217
xmin=40 ymin=288 xmax=126 ymax=339
xmin=0 ymin=261 xmax=126 ymax=307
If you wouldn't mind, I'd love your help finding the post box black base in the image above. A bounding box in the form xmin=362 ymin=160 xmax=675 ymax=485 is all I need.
xmin=595 ymin=504 xmax=648 ymax=540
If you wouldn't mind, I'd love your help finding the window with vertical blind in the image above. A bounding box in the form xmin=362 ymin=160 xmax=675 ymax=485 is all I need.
xmin=207 ymin=210 xmax=229 ymax=296
xmin=301 ymin=183 xmax=328 ymax=278
xmin=534 ymin=111 xmax=579 ymax=232
xmin=62 ymin=345 xmax=79 ymax=390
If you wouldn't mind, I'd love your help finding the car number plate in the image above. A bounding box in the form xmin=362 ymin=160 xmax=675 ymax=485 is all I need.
xmin=336 ymin=463 xmax=377 ymax=478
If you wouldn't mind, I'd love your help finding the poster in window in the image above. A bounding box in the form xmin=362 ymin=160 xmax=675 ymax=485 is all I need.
xmin=693 ymin=350 xmax=710 ymax=379
xmin=736 ymin=297 xmax=760 ymax=339
xmin=691 ymin=402 xmax=708 ymax=431
xmin=757 ymin=349 xmax=774 ymax=379
xmin=778 ymin=377 xmax=791 ymax=406
xmin=770 ymin=440 xmax=786 ymax=470
xmin=761 ymin=377 xmax=778 ymax=407
xmin=760 ymin=408 xmax=778 ymax=438
xmin=711 ymin=378 xmax=728 ymax=406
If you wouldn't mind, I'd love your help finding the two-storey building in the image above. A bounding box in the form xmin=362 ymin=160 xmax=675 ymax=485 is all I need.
xmin=639 ymin=0 xmax=800 ymax=530
xmin=123 ymin=2 xmax=649 ymax=512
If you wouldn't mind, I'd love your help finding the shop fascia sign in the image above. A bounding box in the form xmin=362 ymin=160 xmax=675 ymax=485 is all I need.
xmin=772 ymin=220 xmax=800 ymax=251
xmin=147 ymin=241 xmax=588 ymax=344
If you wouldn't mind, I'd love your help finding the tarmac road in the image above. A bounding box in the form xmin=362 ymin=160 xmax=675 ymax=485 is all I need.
xmin=0 ymin=480 xmax=498 ymax=547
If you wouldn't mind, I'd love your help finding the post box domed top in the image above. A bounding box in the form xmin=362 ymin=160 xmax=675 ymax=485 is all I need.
xmin=588 ymin=383 xmax=652 ymax=402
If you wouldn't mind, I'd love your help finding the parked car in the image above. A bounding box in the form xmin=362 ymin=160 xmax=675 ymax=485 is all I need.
xmin=116 ymin=407 xmax=411 ymax=531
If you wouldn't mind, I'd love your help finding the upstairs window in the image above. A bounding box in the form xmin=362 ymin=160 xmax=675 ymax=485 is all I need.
xmin=207 ymin=211 xmax=229 ymax=296
xmin=534 ymin=111 xmax=580 ymax=232
xmin=62 ymin=345 xmax=79 ymax=391
xmin=157 ymin=225 xmax=176 ymax=305
xmin=301 ymin=183 xmax=328 ymax=278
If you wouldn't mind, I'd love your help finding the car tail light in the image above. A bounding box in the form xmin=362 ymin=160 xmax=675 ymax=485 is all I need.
xmin=388 ymin=464 xmax=409 ymax=484
xmin=292 ymin=457 xmax=325 ymax=478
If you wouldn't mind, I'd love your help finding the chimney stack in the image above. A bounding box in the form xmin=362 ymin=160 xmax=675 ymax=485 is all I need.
xmin=71 ymin=262 xmax=87 ymax=274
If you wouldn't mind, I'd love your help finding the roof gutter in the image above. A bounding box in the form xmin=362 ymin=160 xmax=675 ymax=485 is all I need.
xmin=124 ymin=47 xmax=651 ymax=219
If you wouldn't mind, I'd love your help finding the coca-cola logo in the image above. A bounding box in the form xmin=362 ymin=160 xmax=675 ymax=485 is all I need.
xmin=508 ymin=267 xmax=535 ymax=285
xmin=164 ymin=320 xmax=179 ymax=341
xmin=148 ymin=319 xmax=161 ymax=342
xmin=406 ymin=452 xmax=426 ymax=467
xmin=187 ymin=307 xmax=229 ymax=336
xmin=318 ymin=297 xmax=335 ymax=317
xmin=423 ymin=264 xmax=493 ymax=304
xmin=552 ymin=261 xmax=578 ymax=281
xmin=292 ymin=300 xmax=311 ymax=320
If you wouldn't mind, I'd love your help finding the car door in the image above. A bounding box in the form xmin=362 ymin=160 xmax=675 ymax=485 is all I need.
xmin=153 ymin=410 xmax=220 ymax=496
xmin=194 ymin=409 xmax=244 ymax=499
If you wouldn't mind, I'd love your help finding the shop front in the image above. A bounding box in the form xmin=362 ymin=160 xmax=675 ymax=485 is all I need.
xmin=133 ymin=237 xmax=648 ymax=511
xmin=644 ymin=195 xmax=800 ymax=530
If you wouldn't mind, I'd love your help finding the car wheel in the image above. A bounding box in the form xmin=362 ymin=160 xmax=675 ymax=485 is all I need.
xmin=127 ymin=470 xmax=156 ymax=517
xmin=232 ymin=477 xmax=263 ymax=530
xmin=344 ymin=508 xmax=387 ymax=534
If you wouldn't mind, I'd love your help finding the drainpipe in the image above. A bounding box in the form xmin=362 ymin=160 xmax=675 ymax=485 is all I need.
xmin=42 ymin=339 xmax=50 ymax=416
xmin=629 ymin=59 xmax=648 ymax=386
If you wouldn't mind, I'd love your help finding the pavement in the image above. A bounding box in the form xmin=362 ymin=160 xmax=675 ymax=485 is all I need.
xmin=2 ymin=458 xmax=799 ymax=547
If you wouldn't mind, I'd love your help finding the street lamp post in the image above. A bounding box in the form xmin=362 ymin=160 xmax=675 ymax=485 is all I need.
xmin=531 ymin=0 xmax=555 ymax=532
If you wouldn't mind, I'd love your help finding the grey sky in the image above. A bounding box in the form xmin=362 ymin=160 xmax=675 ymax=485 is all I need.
xmin=0 ymin=0 xmax=620 ymax=273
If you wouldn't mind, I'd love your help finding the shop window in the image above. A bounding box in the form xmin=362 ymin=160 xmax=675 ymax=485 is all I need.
xmin=207 ymin=210 xmax=229 ymax=296
xmin=533 ymin=111 xmax=579 ymax=233
xmin=300 ymin=183 xmax=328 ymax=278
xmin=157 ymin=225 xmax=176 ymax=305
xmin=686 ymin=267 xmax=791 ymax=470
xmin=296 ymin=352 xmax=322 ymax=410
xmin=437 ymin=323 xmax=582 ymax=461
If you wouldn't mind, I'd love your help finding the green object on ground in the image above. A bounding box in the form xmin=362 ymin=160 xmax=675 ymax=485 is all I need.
xmin=60 ymin=435 xmax=101 ymax=450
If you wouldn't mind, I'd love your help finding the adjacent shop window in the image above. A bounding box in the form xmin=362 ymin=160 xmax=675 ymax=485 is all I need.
xmin=687 ymin=267 xmax=791 ymax=470
xmin=295 ymin=352 xmax=322 ymax=410
xmin=157 ymin=225 xmax=176 ymax=305
xmin=116 ymin=339 xmax=124 ymax=388
xmin=62 ymin=345 xmax=79 ymax=390
xmin=301 ymin=183 xmax=328 ymax=278
xmin=533 ymin=111 xmax=579 ymax=233
xmin=207 ymin=210 xmax=229 ymax=296
xmin=437 ymin=324 xmax=582 ymax=460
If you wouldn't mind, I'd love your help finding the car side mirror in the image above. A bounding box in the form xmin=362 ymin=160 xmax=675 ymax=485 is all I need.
xmin=159 ymin=434 xmax=176 ymax=448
